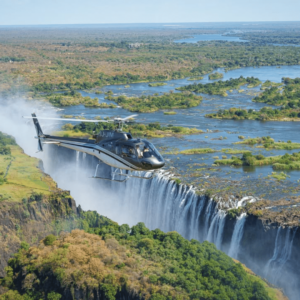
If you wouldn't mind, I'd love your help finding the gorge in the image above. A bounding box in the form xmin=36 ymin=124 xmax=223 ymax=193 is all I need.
xmin=43 ymin=146 xmax=300 ymax=300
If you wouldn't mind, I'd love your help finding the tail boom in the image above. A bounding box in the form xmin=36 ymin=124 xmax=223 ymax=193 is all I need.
xmin=31 ymin=113 xmax=44 ymax=152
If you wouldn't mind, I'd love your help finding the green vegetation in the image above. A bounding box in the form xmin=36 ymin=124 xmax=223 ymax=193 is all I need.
xmin=0 ymin=131 xmax=57 ymax=201
xmin=253 ymin=77 xmax=300 ymax=106
xmin=0 ymin=132 xmax=16 ymax=146
xmin=232 ymin=30 xmax=300 ymax=45
xmin=260 ymin=80 xmax=283 ymax=90
xmin=206 ymin=106 xmax=300 ymax=121
xmin=221 ymin=149 xmax=251 ymax=154
xmin=235 ymin=136 xmax=300 ymax=150
xmin=166 ymin=148 xmax=253 ymax=155
xmin=178 ymin=76 xmax=261 ymax=96
xmin=204 ymin=78 xmax=300 ymax=120
xmin=163 ymin=111 xmax=177 ymax=115
xmin=1 ymin=220 xmax=278 ymax=300
xmin=2 ymin=25 xmax=300 ymax=97
xmin=168 ymin=148 xmax=216 ymax=155
xmin=106 ymin=92 xmax=202 ymax=112
xmin=268 ymin=172 xmax=290 ymax=181
xmin=215 ymin=151 xmax=300 ymax=170
xmin=57 ymin=121 xmax=203 ymax=139
xmin=43 ymin=234 xmax=57 ymax=246
xmin=209 ymin=72 xmax=224 ymax=80
xmin=45 ymin=91 xmax=117 ymax=108
xmin=0 ymin=132 xmax=16 ymax=156
xmin=0 ymin=146 xmax=11 ymax=155
xmin=148 ymin=82 xmax=167 ymax=87
xmin=188 ymin=76 xmax=204 ymax=81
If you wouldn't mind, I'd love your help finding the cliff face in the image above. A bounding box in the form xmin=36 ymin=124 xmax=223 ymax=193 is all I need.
xmin=42 ymin=145 xmax=300 ymax=299
xmin=0 ymin=191 xmax=78 ymax=277
xmin=239 ymin=215 xmax=300 ymax=300
xmin=2 ymin=228 xmax=284 ymax=300
xmin=62 ymin=288 xmax=141 ymax=300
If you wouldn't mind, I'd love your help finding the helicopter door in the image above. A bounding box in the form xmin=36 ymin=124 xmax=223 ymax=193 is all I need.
xmin=115 ymin=144 xmax=121 ymax=155
xmin=121 ymin=146 xmax=136 ymax=159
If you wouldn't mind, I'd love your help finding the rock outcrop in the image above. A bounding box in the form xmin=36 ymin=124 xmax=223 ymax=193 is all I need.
xmin=0 ymin=191 xmax=79 ymax=277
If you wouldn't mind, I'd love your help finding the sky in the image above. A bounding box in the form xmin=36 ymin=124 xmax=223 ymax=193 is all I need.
xmin=1 ymin=0 xmax=300 ymax=26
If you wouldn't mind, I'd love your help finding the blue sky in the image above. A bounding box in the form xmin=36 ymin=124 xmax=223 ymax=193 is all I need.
xmin=1 ymin=0 xmax=300 ymax=25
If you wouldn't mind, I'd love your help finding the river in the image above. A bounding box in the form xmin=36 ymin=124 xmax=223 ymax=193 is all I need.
xmin=54 ymin=65 xmax=300 ymax=192
xmin=174 ymin=34 xmax=247 ymax=43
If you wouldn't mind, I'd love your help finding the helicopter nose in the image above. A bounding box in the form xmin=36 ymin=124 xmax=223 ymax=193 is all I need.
xmin=141 ymin=159 xmax=165 ymax=170
xmin=153 ymin=160 xmax=165 ymax=170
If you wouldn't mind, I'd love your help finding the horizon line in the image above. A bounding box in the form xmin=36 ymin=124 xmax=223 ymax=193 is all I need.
xmin=1 ymin=20 xmax=300 ymax=27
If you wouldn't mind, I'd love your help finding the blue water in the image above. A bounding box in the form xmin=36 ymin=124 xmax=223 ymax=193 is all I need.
xmin=52 ymin=65 xmax=300 ymax=188
xmin=174 ymin=34 xmax=247 ymax=43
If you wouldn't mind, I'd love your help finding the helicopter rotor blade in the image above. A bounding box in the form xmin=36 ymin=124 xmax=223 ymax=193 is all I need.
xmin=23 ymin=116 xmax=111 ymax=123
xmin=121 ymin=114 xmax=138 ymax=122
xmin=129 ymin=120 xmax=201 ymax=127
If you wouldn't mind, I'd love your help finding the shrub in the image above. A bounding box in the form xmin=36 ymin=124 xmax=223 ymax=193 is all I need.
xmin=0 ymin=146 xmax=11 ymax=155
xmin=173 ymin=178 xmax=181 ymax=185
xmin=204 ymin=189 xmax=213 ymax=199
xmin=47 ymin=292 xmax=62 ymax=300
xmin=28 ymin=193 xmax=43 ymax=203
xmin=138 ymin=238 xmax=154 ymax=249
xmin=255 ymin=154 xmax=265 ymax=160
xmin=43 ymin=234 xmax=57 ymax=246
xmin=252 ymin=210 xmax=263 ymax=217
xmin=149 ymin=275 xmax=159 ymax=284
xmin=227 ymin=208 xmax=241 ymax=220
xmin=62 ymin=123 xmax=74 ymax=130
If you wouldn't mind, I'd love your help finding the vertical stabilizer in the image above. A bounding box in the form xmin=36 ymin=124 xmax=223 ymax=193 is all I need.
xmin=31 ymin=113 xmax=44 ymax=151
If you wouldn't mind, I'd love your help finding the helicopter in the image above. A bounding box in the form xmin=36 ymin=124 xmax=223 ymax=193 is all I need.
xmin=24 ymin=113 xmax=165 ymax=182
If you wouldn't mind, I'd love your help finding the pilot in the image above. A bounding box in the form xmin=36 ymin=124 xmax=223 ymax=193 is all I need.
xmin=143 ymin=146 xmax=151 ymax=158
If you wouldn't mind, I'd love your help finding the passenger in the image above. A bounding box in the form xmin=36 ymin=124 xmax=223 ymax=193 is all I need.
xmin=136 ymin=145 xmax=143 ymax=158
xmin=129 ymin=147 xmax=135 ymax=158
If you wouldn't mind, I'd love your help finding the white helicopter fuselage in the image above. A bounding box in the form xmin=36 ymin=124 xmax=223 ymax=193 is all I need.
xmin=43 ymin=137 xmax=142 ymax=171
xmin=27 ymin=113 xmax=165 ymax=181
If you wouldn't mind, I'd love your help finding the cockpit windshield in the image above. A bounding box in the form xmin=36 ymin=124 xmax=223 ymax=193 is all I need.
xmin=135 ymin=140 xmax=163 ymax=162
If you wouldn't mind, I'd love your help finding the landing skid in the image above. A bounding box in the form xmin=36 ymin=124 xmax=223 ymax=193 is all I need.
xmin=91 ymin=163 xmax=156 ymax=182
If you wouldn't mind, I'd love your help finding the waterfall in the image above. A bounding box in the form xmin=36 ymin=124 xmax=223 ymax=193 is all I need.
xmin=228 ymin=213 xmax=247 ymax=259
xmin=265 ymin=227 xmax=298 ymax=284
xmin=203 ymin=199 xmax=214 ymax=241
xmin=206 ymin=210 xmax=226 ymax=250
xmin=44 ymin=147 xmax=300 ymax=300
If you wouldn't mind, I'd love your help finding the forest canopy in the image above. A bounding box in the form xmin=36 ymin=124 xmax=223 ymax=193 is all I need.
xmin=1 ymin=218 xmax=274 ymax=300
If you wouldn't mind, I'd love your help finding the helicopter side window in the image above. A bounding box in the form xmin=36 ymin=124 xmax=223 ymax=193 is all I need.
xmin=121 ymin=146 xmax=136 ymax=158
xmin=104 ymin=142 xmax=113 ymax=151
xmin=115 ymin=144 xmax=120 ymax=155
